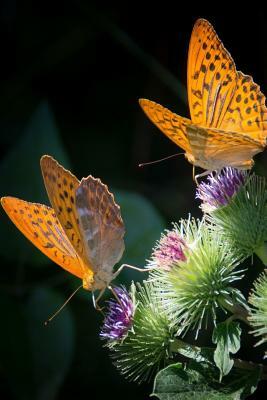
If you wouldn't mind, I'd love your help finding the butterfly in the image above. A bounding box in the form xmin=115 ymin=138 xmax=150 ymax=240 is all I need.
xmin=139 ymin=19 xmax=267 ymax=181
xmin=1 ymin=155 xmax=126 ymax=305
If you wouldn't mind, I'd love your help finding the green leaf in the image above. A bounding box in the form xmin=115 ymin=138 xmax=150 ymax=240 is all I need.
xmin=152 ymin=362 xmax=236 ymax=400
xmin=0 ymin=102 xmax=70 ymax=266
xmin=152 ymin=360 xmax=262 ymax=400
xmin=213 ymin=321 xmax=241 ymax=380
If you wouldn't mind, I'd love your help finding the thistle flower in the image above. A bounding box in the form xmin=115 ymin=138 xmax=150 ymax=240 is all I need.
xmin=105 ymin=282 xmax=173 ymax=383
xmin=149 ymin=218 xmax=245 ymax=336
xmin=197 ymin=170 xmax=267 ymax=262
xmin=196 ymin=168 xmax=246 ymax=212
xmin=248 ymin=271 xmax=267 ymax=352
xmin=100 ymin=286 xmax=134 ymax=341
xmin=148 ymin=227 xmax=187 ymax=270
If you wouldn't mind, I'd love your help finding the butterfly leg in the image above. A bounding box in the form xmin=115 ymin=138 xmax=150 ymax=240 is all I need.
xmin=107 ymin=285 xmax=126 ymax=309
xmin=195 ymin=170 xmax=214 ymax=185
xmin=192 ymin=165 xmax=195 ymax=181
xmin=92 ymin=289 xmax=105 ymax=313
xmin=113 ymin=263 xmax=152 ymax=280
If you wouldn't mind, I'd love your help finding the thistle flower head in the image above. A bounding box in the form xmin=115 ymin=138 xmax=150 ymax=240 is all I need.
xmin=149 ymin=228 xmax=187 ymax=270
xmin=200 ymin=173 xmax=267 ymax=258
xmin=249 ymin=271 xmax=267 ymax=351
xmin=150 ymin=218 xmax=245 ymax=337
xmin=196 ymin=168 xmax=246 ymax=212
xmin=100 ymin=286 xmax=134 ymax=341
xmin=108 ymin=282 xmax=173 ymax=383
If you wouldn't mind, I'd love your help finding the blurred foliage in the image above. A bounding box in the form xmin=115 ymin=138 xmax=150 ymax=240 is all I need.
xmin=0 ymin=1 xmax=267 ymax=399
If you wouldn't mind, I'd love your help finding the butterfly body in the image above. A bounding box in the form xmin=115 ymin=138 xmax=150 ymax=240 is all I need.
xmin=139 ymin=19 xmax=267 ymax=177
xmin=1 ymin=156 xmax=125 ymax=294
xmin=185 ymin=124 xmax=263 ymax=172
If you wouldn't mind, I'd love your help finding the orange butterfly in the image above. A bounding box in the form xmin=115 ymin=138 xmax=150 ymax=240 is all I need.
xmin=1 ymin=155 xmax=127 ymax=305
xmin=139 ymin=19 xmax=267 ymax=181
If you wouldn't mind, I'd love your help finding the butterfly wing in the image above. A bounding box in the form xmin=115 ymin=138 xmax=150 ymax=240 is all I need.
xmin=219 ymin=72 xmax=267 ymax=142
xmin=75 ymin=176 xmax=125 ymax=277
xmin=188 ymin=19 xmax=267 ymax=140
xmin=139 ymin=99 xmax=192 ymax=153
xmin=1 ymin=197 xmax=84 ymax=279
xmin=40 ymin=155 xmax=90 ymax=267
xmin=186 ymin=125 xmax=264 ymax=168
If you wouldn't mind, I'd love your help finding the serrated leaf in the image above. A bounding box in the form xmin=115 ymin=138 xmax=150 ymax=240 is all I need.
xmin=152 ymin=362 xmax=238 ymax=400
xmin=152 ymin=360 xmax=262 ymax=400
xmin=213 ymin=321 xmax=241 ymax=380
xmin=0 ymin=102 xmax=70 ymax=266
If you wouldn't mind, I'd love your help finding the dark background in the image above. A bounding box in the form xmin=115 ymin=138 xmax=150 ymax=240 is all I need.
xmin=0 ymin=2 xmax=267 ymax=399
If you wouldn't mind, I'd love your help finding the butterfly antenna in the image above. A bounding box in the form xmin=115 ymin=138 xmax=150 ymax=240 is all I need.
xmin=139 ymin=152 xmax=183 ymax=167
xmin=44 ymin=284 xmax=83 ymax=326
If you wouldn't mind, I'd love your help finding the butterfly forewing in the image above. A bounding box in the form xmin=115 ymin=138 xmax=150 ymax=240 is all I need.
xmin=139 ymin=99 xmax=192 ymax=153
xmin=188 ymin=19 xmax=238 ymax=128
xmin=1 ymin=197 xmax=84 ymax=278
xmin=40 ymin=155 xmax=90 ymax=266
xmin=75 ymin=176 xmax=125 ymax=274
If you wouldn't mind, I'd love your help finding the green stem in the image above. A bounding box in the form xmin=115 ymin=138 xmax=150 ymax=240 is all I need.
xmin=254 ymin=242 xmax=267 ymax=266
xmin=219 ymin=297 xmax=251 ymax=327
xmin=170 ymin=338 xmax=200 ymax=357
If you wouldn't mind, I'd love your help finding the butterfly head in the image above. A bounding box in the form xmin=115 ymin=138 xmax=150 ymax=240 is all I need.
xmin=184 ymin=152 xmax=195 ymax=165
xmin=90 ymin=269 xmax=114 ymax=291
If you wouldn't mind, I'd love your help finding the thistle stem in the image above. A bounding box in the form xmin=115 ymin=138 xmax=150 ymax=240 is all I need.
xmin=170 ymin=338 xmax=200 ymax=356
xmin=254 ymin=242 xmax=267 ymax=266
xmin=218 ymin=297 xmax=251 ymax=326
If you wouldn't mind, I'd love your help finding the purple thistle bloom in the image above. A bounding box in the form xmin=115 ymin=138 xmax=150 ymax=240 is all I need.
xmin=196 ymin=168 xmax=246 ymax=211
xmin=100 ymin=286 xmax=134 ymax=341
xmin=151 ymin=230 xmax=187 ymax=270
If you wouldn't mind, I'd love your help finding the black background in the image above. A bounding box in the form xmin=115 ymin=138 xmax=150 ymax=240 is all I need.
xmin=0 ymin=2 xmax=267 ymax=399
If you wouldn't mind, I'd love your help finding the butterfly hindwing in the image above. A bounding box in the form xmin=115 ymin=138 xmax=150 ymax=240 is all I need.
xmin=186 ymin=125 xmax=264 ymax=168
xmin=1 ymin=197 xmax=84 ymax=278
xmin=75 ymin=176 xmax=125 ymax=274
xmin=219 ymin=72 xmax=267 ymax=140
